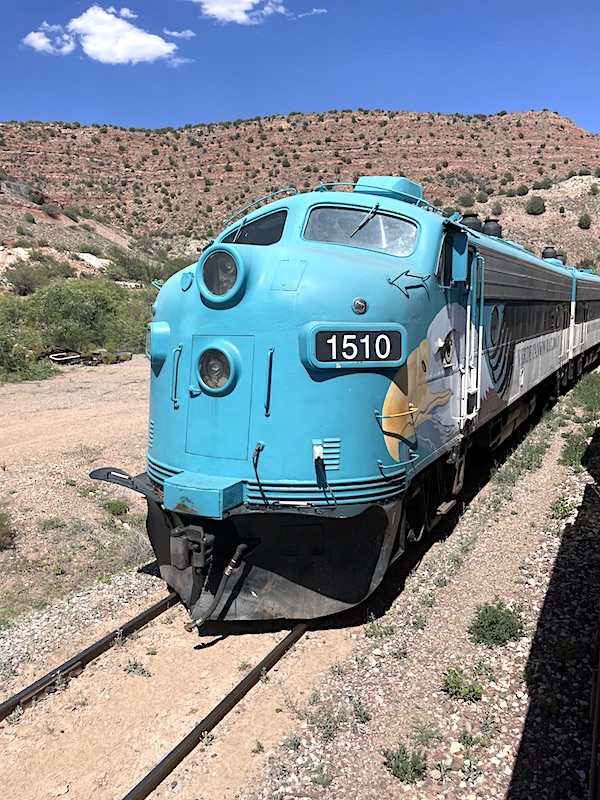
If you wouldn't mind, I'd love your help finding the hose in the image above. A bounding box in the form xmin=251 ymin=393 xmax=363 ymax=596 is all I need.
xmin=184 ymin=543 xmax=249 ymax=632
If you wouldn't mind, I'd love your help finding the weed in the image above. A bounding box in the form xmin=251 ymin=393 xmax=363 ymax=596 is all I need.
xmin=433 ymin=574 xmax=448 ymax=588
xmin=420 ymin=592 xmax=436 ymax=608
xmin=53 ymin=563 xmax=65 ymax=576
xmin=161 ymin=612 xmax=175 ymax=624
xmin=550 ymin=495 xmax=576 ymax=520
xmin=200 ymin=731 xmax=214 ymax=747
xmin=238 ymin=661 xmax=251 ymax=672
xmin=54 ymin=671 xmax=68 ymax=691
xmin=124 ymin=656 xmax=151 ymax=677
xmin=0 ymin=658 xmax=16 ymax=681
xmin=461 ymin=758 xmax=483 ymax=785
xmin=441 ymin=667 xmax=483 ymax=702
xmin=330 ymin=661 xmax=349 ymax=676
xmin=382 ymin=740 xmax=427 ymax=782
xmin=281 ymin=731 xmax=301 ymax=751
xmin=251 ymin=740 xmax=264 ymax=754
xmin=146 ymin=647 xmax=157 ymax=656
xmin=411 ymin=720 xmax=443 ymax=747
xmin=259 ymin=666 xmax=270 ymax=683
xmin=352 ymin=696 xmax=372 ymax=724
xmin=104 ymin=499 xmax=129 ymax=517
xmin=560 ymin=432 xmax=589 ymax=471
xmin=38 ymin=517 xmax=66 ymax=532
xmin=112 ymin=629 xmax=124 ymax=648
xmin=311 ymin=763 xmax=334 ymax=787
xmin=7 ymin=705 xmax=23 ymax=725
xmin=434 ymin=758 xmax=453 ymax=782
xmin=468 ymin=598 xmax=524 ymax=647
xmin=554 ymin=636 xmax=587 ymax=662
xmin=0 ymin=511 xmax=14 ymax=549
xmin=364 ymin=612 xmax=396 ymax=638
xmin=411 ymin=612 xmax=427 ymax=630
xmin=391 ymin=643 xmax=408 ymax=660
xmin=74 ymin=444 xmax=103 ymax=463
xmin=473 ymin=657 xmax=496 ymax=681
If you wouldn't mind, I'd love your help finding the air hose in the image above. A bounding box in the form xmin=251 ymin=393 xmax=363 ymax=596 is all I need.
xmin=184 ymin=543 xmax=249 ymax=632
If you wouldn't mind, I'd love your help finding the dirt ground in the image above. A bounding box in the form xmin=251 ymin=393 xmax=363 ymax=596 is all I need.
xmin=1 ymin=361 xmax=599 ymax=800
xmin=0 ymin=358 xmax=355 ymax=799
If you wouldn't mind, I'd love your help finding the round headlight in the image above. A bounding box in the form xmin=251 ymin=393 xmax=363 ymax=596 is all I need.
xmin=202 ymin=252 xmax=238 ymax=296
xmin=200 ymin=349 xmax=231 ymax=390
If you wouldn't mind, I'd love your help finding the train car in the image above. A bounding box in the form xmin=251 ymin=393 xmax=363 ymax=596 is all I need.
xmin=92 ymin=176 xmax=600 ymax=626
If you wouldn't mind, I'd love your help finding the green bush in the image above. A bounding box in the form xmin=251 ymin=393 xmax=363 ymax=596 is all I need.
xmin=526 ymin=195 xmax=546 ymax=215
xmin=77 ymin=242 xmax=103 ymax=257
xmin=468 ymin=598 xmax=524 ymax=647
xmin=441 ymin=667 xmax=483 ymax=701
xmin=382 ymin=741 xmax=427 ymax=782
xmin=515 ymin=183 xmax=529 ymax=196
xmin=7 ymin=258 xmax=74 ymax=296
xmin=104 ymin=499 xmax=129 ymax=517
xmin=578 ymin=213 xmax=592 ymax=230
xmin=458 ymin=192 xmax=475 ymax=207
xmin=0 ymin=511 xmax=14 ymax=549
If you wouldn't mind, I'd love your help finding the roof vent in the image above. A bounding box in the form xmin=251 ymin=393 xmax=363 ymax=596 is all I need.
xmin=483 ymin=218 xmax=502 ymax=238
xmin=354 ymin=176 xmax=423 ymax=204
xmin=461 ymin=213 xmax=483 ymax=232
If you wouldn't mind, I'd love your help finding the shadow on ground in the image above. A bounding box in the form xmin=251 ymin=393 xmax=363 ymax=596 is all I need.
xmin=507 ymin=429 xmax=600 ymax=800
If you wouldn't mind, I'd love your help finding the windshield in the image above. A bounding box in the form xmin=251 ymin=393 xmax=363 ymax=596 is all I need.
xmin=304 ymin=206 xmax=417 ymax=257
xmin=222 ymin=209 xmax=287 ymax=246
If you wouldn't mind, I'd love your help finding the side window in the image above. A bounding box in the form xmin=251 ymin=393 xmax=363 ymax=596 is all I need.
xmin=438 ymin=236 xmax=454 ymax=288
xmin=437 ymin=232 xmax=470 ymax=288
xmin=222 ymin=209 xmax=287 ymax=246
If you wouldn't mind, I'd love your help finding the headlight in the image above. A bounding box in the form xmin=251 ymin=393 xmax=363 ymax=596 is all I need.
xmin=202 ymin=252 xmax=237 ymax=296
xmin=200 ymin=349 xmax=231 ymax=390
xmin=197 ymin=244 xmax=246 ymax=308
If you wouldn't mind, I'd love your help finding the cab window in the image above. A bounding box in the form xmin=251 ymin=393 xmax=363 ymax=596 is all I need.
xmin=303 ymin=206 xmax=417 ymax=257
xmin=222 ymin=209 xmax=287 ymax=245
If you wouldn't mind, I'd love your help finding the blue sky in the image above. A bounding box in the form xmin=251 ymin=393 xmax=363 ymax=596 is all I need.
xmin=2 ymin=1 xmax=598 ymax=133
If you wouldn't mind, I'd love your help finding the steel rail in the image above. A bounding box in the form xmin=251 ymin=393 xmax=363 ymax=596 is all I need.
xmin=0 ymin=592 xmax=179 ymax=723
xmin=122 ymin=622 xmax=309 ymax=800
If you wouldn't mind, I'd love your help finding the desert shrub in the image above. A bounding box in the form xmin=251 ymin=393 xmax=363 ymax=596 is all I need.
xmin=63 ymin=206 xmax=81 ymax=222
xmin=28 ymin=278 xmax=126 ymax=351
xmin=41 ymin=203 xmax=60 ymax=219
xmin=458 ymin=192 xmax=475 ymax=207
xmin=468 ymin=598 xmax=524 ymax=647
xmin=7 ymin=258 xmax=74 ymax=296
xmin=578 ymin=213 xmax=592 ymax=230
xmin=0 ymin=511 xmax=14 ymax=549
xmin=77 ymin=242 xmax=103 ymax=257
xmin=515 ymin=183 xmax=529 ymax=196
xmin=441 ymin=667 xmax=483 ymax=701
xmin=526 ymin=195 xmax=546 ymax=215
xmin=382 ymin=741 xmax=427 ymax=782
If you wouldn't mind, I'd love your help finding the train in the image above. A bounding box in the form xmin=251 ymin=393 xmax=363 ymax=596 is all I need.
xmin=92 ymin=175 xmax=600 ymax=626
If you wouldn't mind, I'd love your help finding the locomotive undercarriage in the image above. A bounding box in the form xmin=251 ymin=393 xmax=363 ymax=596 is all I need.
xmin=146 ymin=496 xmax=405 ymax=623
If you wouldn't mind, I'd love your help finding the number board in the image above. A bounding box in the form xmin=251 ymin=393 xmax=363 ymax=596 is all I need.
xmin=315 ymin=330 xmax=402 ymax=363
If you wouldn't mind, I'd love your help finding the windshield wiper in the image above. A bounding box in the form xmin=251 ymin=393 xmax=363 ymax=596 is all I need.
xmin=349 ymin=203 xmax=379 ymax=238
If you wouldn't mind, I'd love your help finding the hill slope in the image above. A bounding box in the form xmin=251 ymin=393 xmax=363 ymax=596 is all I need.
xmin=1 ymin=108 xmax=600 ymax=266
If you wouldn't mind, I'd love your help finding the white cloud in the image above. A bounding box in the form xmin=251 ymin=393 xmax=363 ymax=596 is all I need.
xmin=22 ymin=5 xmax=180 ymax=65
xmin=163 ymin=28 xmax=197 ymax=39
xmin=298 ymin=7 xmax=327 ymax=18
xmin=22 ymin=22 xmax=76 ymax=56
xmin=193 ymin=1 xmax=288 ymax=25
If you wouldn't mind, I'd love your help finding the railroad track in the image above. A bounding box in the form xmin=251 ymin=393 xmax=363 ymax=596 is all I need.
xmin=1 ymin=595 xmax=308 ymax=799
xmin=122 ymin=622 xmax=308 ymax=800
xmin=0 ymin=591 xmax=179 ymax=723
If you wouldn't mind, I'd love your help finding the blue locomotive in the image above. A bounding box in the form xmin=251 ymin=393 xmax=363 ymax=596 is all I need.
xmin=92 ymin=176 xmax=600 ymax=625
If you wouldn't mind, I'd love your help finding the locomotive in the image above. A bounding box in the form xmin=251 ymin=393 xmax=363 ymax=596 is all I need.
xmin=92 ymin=175 xmax=600 ymax=625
